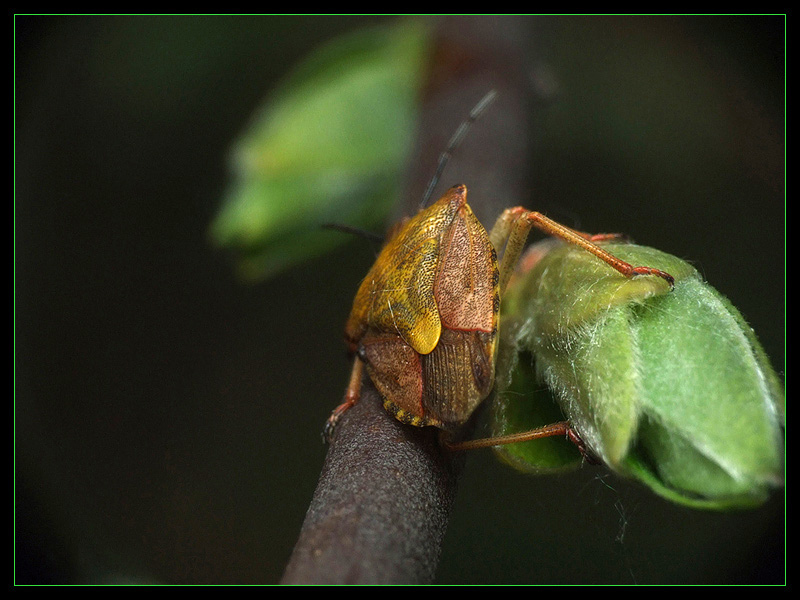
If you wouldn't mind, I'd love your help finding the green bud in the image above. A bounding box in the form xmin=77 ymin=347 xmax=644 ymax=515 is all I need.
xmin=210 ymin=21 xmax=430 ymax=279
xmin=492 ymin=240 xmax=784 ymax=510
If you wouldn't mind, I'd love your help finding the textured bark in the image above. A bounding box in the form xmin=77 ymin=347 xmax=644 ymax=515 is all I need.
xmin=281 ymin=380 xmax=463 ymax=584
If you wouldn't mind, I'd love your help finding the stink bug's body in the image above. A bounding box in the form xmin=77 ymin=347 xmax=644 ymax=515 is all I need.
xmin=324 ymin=186 xmax=674 ymax=440
xmin=344 ymin=184 xmax=499 ymax=430
xmin=323 ymin=91 xmax=674 ymax=444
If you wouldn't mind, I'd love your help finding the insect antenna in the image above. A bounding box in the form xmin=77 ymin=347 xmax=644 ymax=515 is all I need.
xmin=419 ymin=89 xmax=498 ymax=210
xmin=321 ymin=222 xmax=384 ymax=245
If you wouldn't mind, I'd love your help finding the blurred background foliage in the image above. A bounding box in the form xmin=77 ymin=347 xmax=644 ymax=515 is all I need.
xmin=16 ymin=15 xmax=783 ymax=584
xmin=210 ymin=19 xmax=430 ymax=279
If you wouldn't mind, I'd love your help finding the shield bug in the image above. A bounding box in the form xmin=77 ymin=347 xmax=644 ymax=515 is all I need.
xmin=323 ymin=92 xmax=674 ymax=444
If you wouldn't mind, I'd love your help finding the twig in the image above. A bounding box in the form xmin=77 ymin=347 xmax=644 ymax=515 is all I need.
xmin=281 ymin=380 xmax=463 ymax=584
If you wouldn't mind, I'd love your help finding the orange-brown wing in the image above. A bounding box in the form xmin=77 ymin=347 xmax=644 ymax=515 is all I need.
xmin=434 ymin=202 xmax=499 ymax=334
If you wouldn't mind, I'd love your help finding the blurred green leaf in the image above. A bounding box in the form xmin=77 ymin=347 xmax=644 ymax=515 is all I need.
xmin=493 ymin=240 xmax=784 ymax=510
xmin=211 ymin=20 xmax=431 ymax=279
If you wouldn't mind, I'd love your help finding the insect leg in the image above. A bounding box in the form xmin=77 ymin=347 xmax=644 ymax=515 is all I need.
xmin=442 ymin=420 xmax=599 ymax=463
xmin=576 ymin=232 xmax=629 ymax=242
xmin=490 ymin=207 xmax=674 ymax=294
xmin=323 ymin=356 xmax=365 ymax=442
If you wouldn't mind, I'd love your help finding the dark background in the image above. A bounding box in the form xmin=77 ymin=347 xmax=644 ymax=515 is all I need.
xmin=15 ymin=15 xmax=784 ymax=584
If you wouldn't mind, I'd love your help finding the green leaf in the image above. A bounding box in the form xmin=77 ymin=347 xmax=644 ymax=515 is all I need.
xmin=491 ymin=352 xmax=583 ymax=474
xmin=210 ymin=20 xmax=431 ymax=280
xmin=494 ymin=240 xmax=784 ymax=509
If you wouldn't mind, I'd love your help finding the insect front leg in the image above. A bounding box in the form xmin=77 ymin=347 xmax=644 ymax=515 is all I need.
xmin=489 ymin=207 xmax=674 ymax=294
xmin=323 ymin=356 xmax=365 ymax=442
